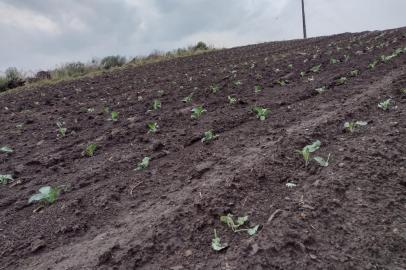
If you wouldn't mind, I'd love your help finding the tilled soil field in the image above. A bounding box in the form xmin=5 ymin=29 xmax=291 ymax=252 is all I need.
xmin=1 ymin=28 xmax=406 ymax=270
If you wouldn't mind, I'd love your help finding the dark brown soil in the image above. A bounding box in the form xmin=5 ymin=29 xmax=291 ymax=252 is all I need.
xmin=1 ymin=28 xmax=406 ymax=270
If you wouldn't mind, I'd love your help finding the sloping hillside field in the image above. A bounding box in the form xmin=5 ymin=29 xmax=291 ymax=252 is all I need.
xmin=1 ymin=28 xmax=406 ymax=269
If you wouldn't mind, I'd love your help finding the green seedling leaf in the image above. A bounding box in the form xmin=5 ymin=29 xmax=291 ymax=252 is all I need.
xmin=136 ymin=157 xmax=150 ymax=171
xmin=305 ymin=140 xmax=321 ymax=153
xmin=254 ymin=85 xmax=262 ymax=93
xmin=191 ymin=106 xmax=206 ymax=119
xmin=220 ymin=214 xmax=248 ymax=232
xmin=330 ymin=58 xmax=339 ymax=64
xmin=110 ymin=111 xmax=119 ymax=121
xmin=310 ymin=64 xmax=321 ymax=73
xmin=210 ymin=85 xmax=220 ymax=93
xmin=296 ymin=140 xmax=321 ymax=167
xmin=228 ymin=96 xmax=237 ymax=104
xmin=313 ymin=154 xmax=331 ymax=167
xmin=212 ymin=229 xmax=228 ymax=251
xmin=336 ymin=77 xmax=347 ymax=86
xmin=350 ymin=69 xmax=359 ymax=77
xmin=234 ymin=80 xmax=242 ymax=86
xmin=182 ymin=93 xmax=193 ymax=103
xmin=0 ymin=146 xmax=14 ymax=153
xmin=247 ymin=225 xmax=260 ymax=236
xmin=220 ymin=214 xmax=259 ymax=236
xmin=0 ymin=174 xmax=13 ymax=185
xmin=315 ymin=86 xmax=327 ymax=94
xmin=84 ymin=143 xmax=97 ymax=157
xmin=201 ymin=130 xmax=219 ymax=143
xmin=147 ymin=122 xmax=159 ymax=133
xmin=300 ymin=71 xmax=306 ymax=77
xmin=378 ymin=99 xmax=391 ymax=111
xmin=381 ymin=54 xmax=397 ymax=63
xmin=152 ymin=99 xmax=161 ymax=110
xmin=236 ymin=216 xmax=249 ymax=227
xmin=400 ymin=88 xmax=406 ymax=94
xmin=355 ymin=121 xmax=368 ymax=126
xmin=368 ymin=60 xmax=378 ymax=69
xmin=28 ymin=186 xmax=60 ymax=204
xmin=344 ymin=121 xmax=368 ymax=133
xmin=253 ymin=107 xmax=269 ymax=121
xmin=288 ymin=64 xmax=293 ymax=69
xmin=286 ymin=182 xmax=297 ymax=188
xmin=276 ymin=79 xmax=287 ymax=86
xmin=56 ymin=121 xmax=67 ymax=137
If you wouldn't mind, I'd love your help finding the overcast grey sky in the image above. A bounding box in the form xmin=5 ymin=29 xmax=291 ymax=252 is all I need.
xmin=1 ymin=0 xmax=405 ymax=72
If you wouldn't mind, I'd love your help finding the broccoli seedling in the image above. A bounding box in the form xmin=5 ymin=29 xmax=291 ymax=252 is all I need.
xmin=286 ymin=182 xmax=297 ymax=188
xmin=330 ymin=58 xmax=340 ymax=64
xmin=300 ymin=71 xmax=306 ymax=77
xmin=228 ymin=96 xmax=237 ymax=104
xmin=310 ymin=64 xmax=321 ymax=73
xmin=288 ymin=64 xmax=293 ymax=69
xmin=253 ymin=107 xmax=269 ymax=121
xmin=0 ymin=146 xmax=14 ymax=153
xmin=0 ymin=174 xmax=13 ymax=185
xmin=28 ymin=186 xmax=60 ymax=204
xmin=136 ymin=157 xmax=150 ymax=171
xmin=350 ymin=69 xmax=360 ymax=77
xmin=381 ymin=54 xmax=396 ymax=63
xmin=275 ymin=79 xmax=287 ymax=86
xmin=110 ymin=111 xmax=119 ymax=121
xmin=254 ymin=85 xmax=262 ymax=93
xmin=191 ymin=106 xmax=207 ymax=119
xmin=201 ymin=130 xmax=219 ymax=143
xmin=56 ymin=121 xmax=67 ymax=137
xmin=84 ymin=143 xmax=97 ymax=157
xmin=147 ymin=122 xmax=158 ymax=133
xmin=210 ymin=85 xmax=220 ymax=93
xmin=182 ymin=93 xmax=193 ymax=103
xmin=234 ymin=80 xmax=242 ymax=86
xmin=378 ymin=99 xmax=391 ymax=111
xmin=400 ymin=88 xmax=406 ymax=94
xmin=296 ymin=140 xmax=321 ymax=167
xmin=368 ymin=60 xmax=378 ymax=69
xmin=211 ymin=229 xmax=228 ymax=251
xmin=344 ymin=121 xmax=368 ymax=133
xmin=152 ymin=99 xmax=161 ymax=110
xmin=336 ymin=77 xmax=347 ymax=85
xmin=315 ymin=86 xmax=327 ymax=94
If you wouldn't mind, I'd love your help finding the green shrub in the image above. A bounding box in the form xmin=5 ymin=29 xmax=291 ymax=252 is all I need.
xmin=193 ymin=41 xmax=209 ymax=51
xmin=100 ymin=55 xmax=126 ymax=69
xmin=5 ymin=67 xmax=22 ymax=82
xmin=51 ymin=62 xmax=87 ymax=80
xmin=0 ymin=67 xmax=24 ymax=92
xmin=0 ymin=76 xmax=8 ymax=92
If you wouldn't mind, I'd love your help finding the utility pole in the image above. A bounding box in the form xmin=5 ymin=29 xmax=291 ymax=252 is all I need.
xmin=301 ymin=0 xmax=307 ymax=39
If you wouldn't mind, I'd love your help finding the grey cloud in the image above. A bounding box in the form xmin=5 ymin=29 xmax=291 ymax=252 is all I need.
xmin=0 ymin=0 xmax=405 ymax=72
